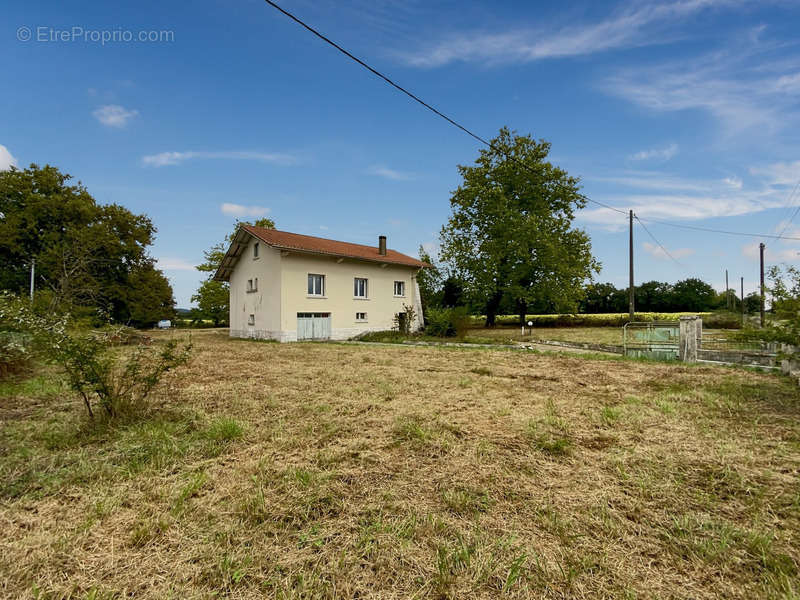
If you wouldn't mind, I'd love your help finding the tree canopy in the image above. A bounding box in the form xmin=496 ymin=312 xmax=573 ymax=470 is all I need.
xmin=0 ymin=164 xmax=174 ymax=327
xmin=439 ymin=128 xmax=600 ymax=325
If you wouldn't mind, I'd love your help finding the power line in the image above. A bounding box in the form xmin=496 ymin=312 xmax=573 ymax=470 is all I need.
xmin=633 ymin=215 xmax=800 ymax=241
xmin=634 ymin=215 xmax=683 ymax=268
xmin=261 ymin=0 xmax=628 ymax=216
xmin=262 ymin=0 xmax=800 ymax=243
xmin=773 ymin=179 xmax=800 ymax=242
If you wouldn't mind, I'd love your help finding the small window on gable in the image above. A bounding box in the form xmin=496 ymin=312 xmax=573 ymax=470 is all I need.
xmin=253 ymin=242 xmax=259 ymax=258
xmin=356 ymin=312 xmax=367 ymax=322
xmin=247 ymin=279 xmax=253 ymax=292
xmin=394 ymin=281 xmax=405 ymax=296
xmin=248 ymin=314 xmax=255 ymax=326
xmin=354 ymin=277 xmax=368 ymax=298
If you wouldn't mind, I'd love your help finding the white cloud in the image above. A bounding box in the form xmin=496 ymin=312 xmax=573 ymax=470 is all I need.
xmin=367 ymin=165 xmax=414 ymax=181
xmin=220 ymin=203 xmax=271 ymax=218
xmin=723 ymin=176 xmax=743 ymax=189
xmin=92 ymin=104 xmax=139 ymax=128
xmin=319 ymin=225 xmax=329 ymax=230
xmin=603 ymin=33 xmax=800 ymax=137
xmin=0 ymin=144 xmax=17 ymax=171
xmin=749 ymin=160 xmax=800 ymax=186
xmin=579 ymin=162 xmax=800 ymax=227
xmin=142 ymin=151 xmax=298 ymax=167
xmin=156 ymin=257 xmax=197 ymax=271
xmin=629 ymin=143 xmax=678 ymax=161
xmin=642 ymin=241 xmax=695 ymax=260
xmin=397 ymin=0 xmax=747 ymax=67
xmin=742 ymin=242 xmax=800 ymax=262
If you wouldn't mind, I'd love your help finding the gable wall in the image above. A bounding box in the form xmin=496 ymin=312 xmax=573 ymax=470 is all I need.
xmin=228 ymin=237 xmax=281 ymax=337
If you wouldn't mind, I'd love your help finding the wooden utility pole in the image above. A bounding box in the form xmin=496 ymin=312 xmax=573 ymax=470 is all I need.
xmin=759 ymin=242 xmax=765 ymax=328
xmin=629 ymin=210 xmax=634 ymax=321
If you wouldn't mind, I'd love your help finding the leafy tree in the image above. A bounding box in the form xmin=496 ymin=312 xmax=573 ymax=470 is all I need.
xmin=440 ymin=128 xmax=600 ymax=326
xmin=669 ymin=278 xmax=717 ymax=312
xmin=0 ymin=164 xmax=174 ymax=325
xmin=441 ymin=277 xmax=466 ymax=308
xmin=192 ymin=217 xmax=275 ymax=325
xmin=415 ymin=246 xmax=442 ymax=319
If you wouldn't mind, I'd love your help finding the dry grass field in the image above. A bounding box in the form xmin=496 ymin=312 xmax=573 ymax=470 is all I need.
xmin=1 ymin=330 xmax=799 ymax=599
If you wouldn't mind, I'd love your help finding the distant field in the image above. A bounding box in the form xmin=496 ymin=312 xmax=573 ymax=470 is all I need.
xmin=466 ymin=326 xmax=625 ymax=346
xmin=1 ymin=331 xmax=798 ymax=598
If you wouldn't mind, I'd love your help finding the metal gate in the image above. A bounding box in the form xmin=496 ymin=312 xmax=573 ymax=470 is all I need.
xmin=297 ymin=312 xmax=331 ymax=340
xmin=623 ymin=321 xmax=679 ymax=360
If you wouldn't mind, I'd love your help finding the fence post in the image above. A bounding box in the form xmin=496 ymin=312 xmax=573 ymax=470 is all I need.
xmin=679 ymin=316 xmax=698 ymax=362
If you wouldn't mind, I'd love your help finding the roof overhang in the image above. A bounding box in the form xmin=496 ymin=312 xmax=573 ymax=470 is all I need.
xmin=212 ymin=227 xmax=252 ymax=282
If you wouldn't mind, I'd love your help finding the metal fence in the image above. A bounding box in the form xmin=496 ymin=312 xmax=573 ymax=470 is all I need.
xmin=623 ymin=321 xmax=680 ymax=360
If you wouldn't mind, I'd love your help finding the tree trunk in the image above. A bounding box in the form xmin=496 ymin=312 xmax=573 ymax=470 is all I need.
xmin=485 ymin=291 xmax=503 ymax=327
xmin=517 ymin=299 xmax=527 ymax=326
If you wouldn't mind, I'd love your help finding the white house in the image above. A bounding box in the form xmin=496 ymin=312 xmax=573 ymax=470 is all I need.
xmin=213 ymin=225 xmax=428 ymax=341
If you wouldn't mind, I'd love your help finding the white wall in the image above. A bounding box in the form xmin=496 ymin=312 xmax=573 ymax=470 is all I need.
xmin=279 ymin=252 xmax=421 ymax=340
xmin=229 ymin=238 xmax=281 ymax=337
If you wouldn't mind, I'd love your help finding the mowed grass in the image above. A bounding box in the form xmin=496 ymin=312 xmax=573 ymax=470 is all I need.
xmin=1 ymin=331 xmax=799 ymax=599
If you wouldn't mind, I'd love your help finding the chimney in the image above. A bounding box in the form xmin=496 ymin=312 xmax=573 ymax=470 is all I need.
xmin=378 ymin=235 xmax=387 ymax=256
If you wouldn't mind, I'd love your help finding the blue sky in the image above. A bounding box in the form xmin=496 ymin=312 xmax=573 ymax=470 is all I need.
xmin=3 ymin=0 xmax=800 ymax=307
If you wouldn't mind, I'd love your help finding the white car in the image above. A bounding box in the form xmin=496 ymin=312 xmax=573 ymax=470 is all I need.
xmin=157 ymin=320 xmax=171 ymax=329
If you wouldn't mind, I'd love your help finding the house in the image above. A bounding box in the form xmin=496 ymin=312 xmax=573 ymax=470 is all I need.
xmin=213 ymin=224 xmax=428 ymax=341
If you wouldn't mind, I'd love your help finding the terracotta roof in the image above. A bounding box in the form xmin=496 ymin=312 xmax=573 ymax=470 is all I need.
xmin=213 ymin=225 xmax=428 ymax=281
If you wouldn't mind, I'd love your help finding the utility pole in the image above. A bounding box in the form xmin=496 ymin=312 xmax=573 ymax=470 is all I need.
xmin=29 ymin=258 xmax=35 ymax=302
xmin=759 ymin=242 xmax=765 ymax=328
xmin=629 ymin=210 xmax=634 ymax=322
xmin=725 ymin=269 xmax=729 ymax=310
xmin=740 ymin=276 xmax=744 ymax=326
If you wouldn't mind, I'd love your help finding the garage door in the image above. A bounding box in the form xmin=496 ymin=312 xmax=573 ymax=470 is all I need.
xmin=297 ymin=312 xmax=331 ymax=340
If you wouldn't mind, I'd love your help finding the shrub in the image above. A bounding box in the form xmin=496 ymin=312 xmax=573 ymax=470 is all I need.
xmin=0 ymin=331 xmax=32 ymax=379
xmin=393 ymin=303 xmax=417 ymax=335
xmin=0 ymin=292 xmax=192 ymax=420
xmin=425 ymin=307 xmax=470 ymax=338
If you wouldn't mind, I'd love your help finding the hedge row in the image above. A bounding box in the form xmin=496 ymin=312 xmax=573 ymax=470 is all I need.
xmin=481 ymin=312 xmax=742 ymax=329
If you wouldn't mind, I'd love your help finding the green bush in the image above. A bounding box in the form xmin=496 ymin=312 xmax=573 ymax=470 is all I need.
xmin=0 ymin=292 xmax=192 ymax=421
xmin=0 ymin=332 xmax=32 ymax=379
xmin=425 ymin=307 xmax=470 ymax=338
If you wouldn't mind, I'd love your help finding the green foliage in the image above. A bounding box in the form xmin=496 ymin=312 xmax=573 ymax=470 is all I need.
xmin=0 ymin=164 xmax=175 ymax=327
xmin=416 ymin=246 xmax=443 ymax=318
xmin=424 ymin=306 xmax=469 ymax=338
xmin=439 ymin=127 xmax=600 ymax=326
xmin=392 ymin=303 xmax=417 ymax=335
xmin=741 ymin=265 xmax=800 ymax=344
xmin=0 ymin=331 xmax=32 ymax=379
xmin=582 ymin=279 xmax=725 ymax=314
xmin=0 ymin=292 xmax=192 ymax=420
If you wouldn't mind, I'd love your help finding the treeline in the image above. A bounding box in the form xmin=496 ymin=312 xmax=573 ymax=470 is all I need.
xmin=419 ymin=267 xmax=760 ymax=319
xmin=0 ymin=165 xmax=175 ymax=327
xmin=581 ymin=279 xmax=762 ymax=314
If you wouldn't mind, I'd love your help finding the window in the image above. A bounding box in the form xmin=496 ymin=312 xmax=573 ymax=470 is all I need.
xmin=247 ymin=278 xmax=258 ymax=293
xmin=394 ymin=281 xmax=405 ymax=296
xmin=248 ymin=314 xmax=255 ymax=326
xmin=356 ymin=312 xmax=367 ymax=322
xmin=253 ymin=242 xmax=259 ymax=258
xmin=308 ymin=274 xmax=325 ymax=296
xmin=354 ymin=277 xmax=368 ymax=298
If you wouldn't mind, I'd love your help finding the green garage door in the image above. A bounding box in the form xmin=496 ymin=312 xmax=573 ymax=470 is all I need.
xmin=297 ymin=312 xmax=331 ymax=340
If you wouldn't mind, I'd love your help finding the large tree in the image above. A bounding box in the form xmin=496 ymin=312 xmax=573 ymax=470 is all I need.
xmin=0 ymin=164 xmax=174 ymax=326
xmin=440 ymin=128 xmax=599 ymax=326
xmin=192 ymin=217 xmax=275 ymax=325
